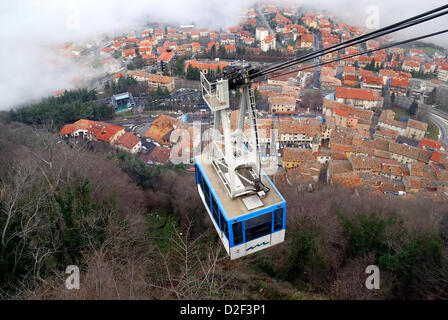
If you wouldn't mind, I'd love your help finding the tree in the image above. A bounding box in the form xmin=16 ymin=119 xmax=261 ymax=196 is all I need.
xmin=409 ymin=100 xmax=418 ymax=117
xmin=175 ymin=57 xmax=186 ymax=76
xmin=391 ymin=92 xmax=396 ymax=105
xmin=186 ymin=65 xmax=200 ymax=80
xmin=218 ymin=45 xmax=226 ymax=58
xmin=210 ymin=45 xmax=217 ymax=59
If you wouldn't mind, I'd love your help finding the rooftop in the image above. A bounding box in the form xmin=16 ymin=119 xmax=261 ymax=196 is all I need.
xmin=196 ymin=154 xmax=283 ymax=219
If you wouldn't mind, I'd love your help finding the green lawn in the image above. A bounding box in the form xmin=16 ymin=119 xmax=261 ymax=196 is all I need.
xmin=419 ymin=47 xmax=437 ymax=56
xmin=392 ymin=107 xmax=409 ymax=121
xmin=115 ymin=109 xmax=133 ymax=117
xmin=425 ymin=121 xmax=440 ymax=141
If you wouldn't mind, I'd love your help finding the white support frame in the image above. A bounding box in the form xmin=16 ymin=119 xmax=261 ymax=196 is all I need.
xmin=200 ymin=72 xmax=261 ymax=199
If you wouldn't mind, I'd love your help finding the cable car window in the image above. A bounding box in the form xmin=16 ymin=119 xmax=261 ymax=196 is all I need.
xmin=245 ymin=213 xmax=272 ymax=242
xmin=245 ymin=213 xmax=272 ymax=228
xmin=211 ymin=197 xmax=219 ymax=225
xmin=220 ymin=211 xmax=228 ymax=239
xmin=274 ymin=208 xmax=283 ymax=231
xmin=203 ymin=180 xmax=210 ymax=209
xmin=232 ymin=222 xmax=243 ymax=245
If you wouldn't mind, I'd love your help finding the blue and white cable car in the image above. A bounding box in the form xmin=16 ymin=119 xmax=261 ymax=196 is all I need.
xmin=195 ymin=154 xmax=286 ymax=259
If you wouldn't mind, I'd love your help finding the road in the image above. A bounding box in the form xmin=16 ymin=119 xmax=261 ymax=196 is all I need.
xmin=428 ymin=113 xmax=448 ymax=145
xmin=256 ymin=7 xmax=274 ymax=35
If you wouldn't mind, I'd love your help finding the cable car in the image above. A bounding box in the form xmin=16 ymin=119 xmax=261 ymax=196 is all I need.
xmin=195 ymin=154 xmax=286 ymax=259
xmin=196 ymin=71 xmax=286 ymax=259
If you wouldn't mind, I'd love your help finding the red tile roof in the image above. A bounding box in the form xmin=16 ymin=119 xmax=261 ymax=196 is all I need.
xmin=336 ymin=87 xmax=375 ymax=101
xmin=157 ymin=51 xmax=175 ymax=62
xmin=148 ymin=146 xmax=171 ymax=163
xmin=419 ymin=138 xmax=442 ymax=151
xmin=391 ymin=77 xmax=409 ymax=87
xmin=116 ymin=132 xmax=140 ymax=149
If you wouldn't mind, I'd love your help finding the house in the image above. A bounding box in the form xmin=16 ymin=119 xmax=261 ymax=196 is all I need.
xmin=256 ymin=27 xmax=269 ymax=42
xmin=321 ymin=76 xmax=342 ymax=91
xmin=127 ymin=70 xmax=150 ymax=82
xmin=116 ymin=132 xmax=142 ymax=154
xmin=377 ymin=110 xmax=407 ymax=136
xmin=224 ymin=44 xmax=236 ymax=53
xmin=147 ymin=75 xmax=175 ymax=92
xmin=282 ymin=148 xmax=315 ymax=169
xmin=390 ymin=77 xmax=409 ymax=96
xmin=388 ymin=142 xmax=433 ymax=164
xmin=419 ymin=137 xmax=442 ymax=151
xmin=143 ymin=146 xmax=171 ymax=164
xmin=157 ymin=50 xmax=175 ymax=74
xmin=261 ymin=35 xmax=276 ymax=52
xmin=88 ymin=122 xmax=125 ymax=144
xmin=402 ymin=60 xmax=421 ymax=73
xmin=100 ymin=47 xmax=113 ymax=55
xmin=361 ymin=76 xmax=383 ymax=92
xmin=191 ymin=31 xmax=199 ymax=40
xmin=269 ymin=96 xmax=296 ymax=114
xmin=185 ymin=60 xmax=229 ymax=74
xmin=279 ymin=119 xmax=323 ymax=145
xmin=191 ymin=42 xmax=201 ymax=53
xmin=343 ymin=75 xmax=358 ymax=87
xmin=335 ymin=87 xmax=383 ymax=110
xmin=323 ymin=99 xmax=373 ymax=131
xmin=438 ymin=65 xmax=448 ymax=82
xmin=144 ymin=115 xmax=182 ymax=146
xmin=121 ymin=48 xmax=136 ymax=59
xmin=300 ymin=33 xmax=314 ymax=48
xmin=404 ymin=119 xmax=428 ymax=141
xmin=59 ymin=119 xmax=95 ymax=138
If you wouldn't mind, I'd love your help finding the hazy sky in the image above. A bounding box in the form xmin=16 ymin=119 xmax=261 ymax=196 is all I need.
xmin=0 ymin=0 xmax=447 ymax=109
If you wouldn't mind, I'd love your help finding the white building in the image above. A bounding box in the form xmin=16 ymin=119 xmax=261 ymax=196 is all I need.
xmin=256 ymin=27 xmax=269 ymax=42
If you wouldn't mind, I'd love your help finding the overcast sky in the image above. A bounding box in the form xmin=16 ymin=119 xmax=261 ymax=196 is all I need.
xmin=0 ymin=0 xmax=447 ymax=110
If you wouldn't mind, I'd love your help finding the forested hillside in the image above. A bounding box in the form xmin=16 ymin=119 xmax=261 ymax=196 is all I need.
xmin=0 ymin=114 xmax=447 ymax=299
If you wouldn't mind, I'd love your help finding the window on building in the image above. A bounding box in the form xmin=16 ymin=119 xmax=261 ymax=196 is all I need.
xmin=245 ymin=213 xmax=272 ymax=242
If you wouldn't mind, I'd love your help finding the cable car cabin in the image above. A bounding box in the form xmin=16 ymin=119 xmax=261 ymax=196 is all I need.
xmin=195 ymin=154 xmax=286 ymax=260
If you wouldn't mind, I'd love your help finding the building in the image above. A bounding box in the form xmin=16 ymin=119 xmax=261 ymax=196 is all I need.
xmin=59 ymin=119 xmax=95 ymax=138
xmin=261 ymin=35 xmax=276 ymax=52
xmin=361 ymin=76 xmax=383 ymax=92
xmin=157 ymin=50 xmax=175 ymax=74
xmin=256 ymin=27 xmax=269 ymax=42
xmin=185 ymin=60 xmax=229 ymax=74
xmin=88 ymin=122 xmax=125 ymax=144
xmin=377 ymin=110 xmax=407 ymax=136
xmin=116 ymin=132 xmax=142 ymax=154
xmin=300 ymin=33 xmax=314 ymax=48
xmin=147 ymin=75 xmax=175 ymax=92
xmin=282 ymin=148 xmax=315 ymax=169
xmin=279 ymin=119 xmax=323 ymax=145
xmin=269 ymin=96 xmax=296 ymax=114
xmin=402 ymin=60 xmax=421 ymax=73
xmin=404 ymin=119 xmax=428 ymax=141
xmin=112 ymin=92 xmax=136 ymax=111
xmin=335 ymin=87 xmax=383 ymax=110
xmin=390 ymin=78 xmax=409 ymax=96
xmin=438 ymin=65 xmax=448 ymax=82
xmin=144 ymin=115 xmax=184 ymax=146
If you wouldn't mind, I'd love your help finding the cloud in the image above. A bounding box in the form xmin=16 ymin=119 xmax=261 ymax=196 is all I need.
xmin=1 ymin=0 xmax=447 ymax=109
